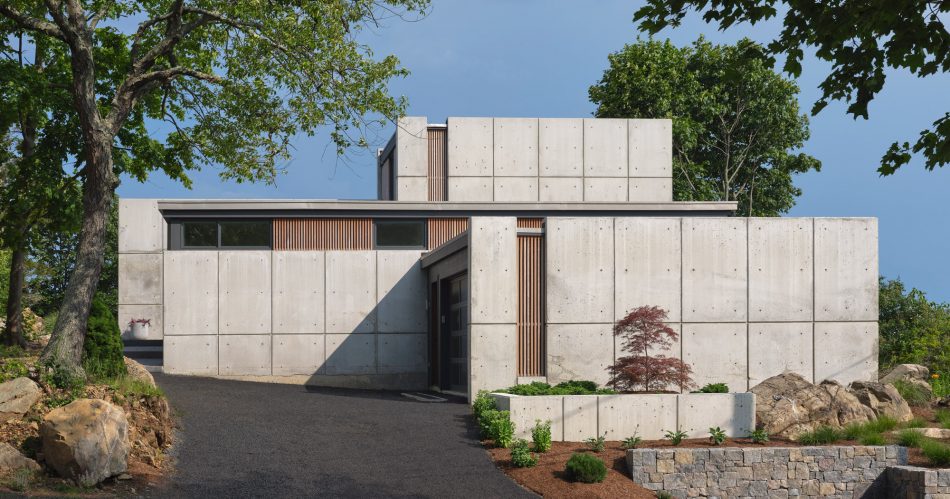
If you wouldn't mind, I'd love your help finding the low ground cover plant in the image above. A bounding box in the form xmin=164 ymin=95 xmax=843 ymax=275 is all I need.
xmin=696 ymin=383 xmax=729 ymax=393
xmin=797 ymin=426 xmax=843 ymax=445
xmin=531 ymin=420 xmax=551 ymax=452
xmin=622 ymin=428 xmax=642 ymax=449
xmin=708 ymin=426 xmax=726 ymax=445
xmin=920 ymin=439 xmax=950 ymax=466
xmin=749 ymin=429 xmax=769 ymax=444
xmin=564 ymin=453 xmax=607 ymax=483
xmin=585 ymin=433 xmax=607 ymax=452
xmin=664 ymin=429 xmax=687 ymax=445
xmin=936 ymin=409 xmax=950 ymax=429
xmin=897 ymin=429 xmax=925 ymax=448
xmin=893 ymin=379 xmax=932 ymax=407
xmin=510 ymin=439 xmax=538 ymax=468
xmin=496 ymin=380 xmax=614 ymax=396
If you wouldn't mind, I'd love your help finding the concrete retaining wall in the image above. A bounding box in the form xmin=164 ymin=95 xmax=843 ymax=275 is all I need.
xmin=490 ymin=392 xmax=755 ymax=441
xmin=395 ymin=117 xmax=673 ymax=202
xmin=627 ymin=445 xmax=906 ymax=498
xmin=544 ymin=217 xmax=878 ymax=391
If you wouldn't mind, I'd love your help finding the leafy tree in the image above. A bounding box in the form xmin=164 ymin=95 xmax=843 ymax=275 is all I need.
xmin=0 ymin=0 xmax=427 ymax=375
xmin=608 ymin=305 xmax=694 ymax=392
xmin=590 ymin=38 xmax=819 ymax=216
xmin=634 ymin=1 xmax=950 ymax=175
xmin=879 ymin=277 xmax=950 ymax=376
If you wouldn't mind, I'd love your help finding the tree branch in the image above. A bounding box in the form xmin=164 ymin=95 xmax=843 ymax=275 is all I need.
xmin=87 ymin=0 xmax=112 ymax=29
xmin=0 ymin=5 xmax=65 ymax=40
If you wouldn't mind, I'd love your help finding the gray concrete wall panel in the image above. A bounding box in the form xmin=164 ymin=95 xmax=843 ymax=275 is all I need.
xmin=547 ymin=218 xmax=614 ymax=323
xmin=677 ymin=393 xmax=755 ymax=438
xmin=749 ymin=322 xmax=813 ymax=386
xmin=273 ymin=335 xmax=325 ymax=375
xmin=378 ymin=334 xmax=427 ymax=374
xmin=563 ymin=395 xmax=599 ymax=441
xmin=219 ymin=335 xmax=271 ymax=375
xmin=219 ymin=251 xmax=271 ymax=334
xmin=598 ymin=394 xmax=677 ymax=441
xmin=325 ymin=251 xmax=376 ymax=333
xmin=493 ymin=177 xmax=539 ymax=202
xmin=118 ymin=304 xmax=163 ymax=340
xmin=470 ymin=324 xmax=517 ymax=394
xmin=583 ymin=118 xmax=627 ymax=177
xmin=376 ymin=251 xmax=427 ymax=333
xmin=469 ymin=217 xmax=517 ymax=324
xmin=118 ymin=253 xmax=162 ymax=304
xmin=749 ymin=218 xmax=813 ymax=321
xmin=397 ymin=176 xmax=427 ymax=202
xmin=539 ymin=118 xmax=583 ymax=177
xmin=814 ymin=322 xmax=878 ymax=384
xmin=682 ymin=218 xmax=748 ymax=322
xmin=539 ymin=178 xmax=583 ymax=202
xmin=272 ymin=251 xmax=325 ymax=334
xmin=547 ymin=324 xmax=613 ymax=386
xmin=815 ymin=218 xmax=878 ymax=321
xmin=628 ymin=177 xmax=673 ymax=202
xmin=447 ymin=177 xmax=493 ymax=202
xmin=118 ymin=199 xmax=164 ymax=252
xmin=628 ymin=119 xmax=672 ymax=178
xmin=584 ymin=177 xmax=628 ymax=202
xmin=682 ymin=323 xmax=749 ymax=392
xmin=493 ymin=118 xmax=538 ymax=177
xmin=326 ymin=334 xmax=376 ymax=375
xmin=164 ymin=252 xmax=217 ymax=335
xmin=447 ymin=117 xmax=492 ymax=176
xmin=396 ymin=116 xmax=428 ymax=177
xmin=164 ymin=335 xmax=217 ymax=375
xmin=615 ymin=218 xmax=681 ymax=322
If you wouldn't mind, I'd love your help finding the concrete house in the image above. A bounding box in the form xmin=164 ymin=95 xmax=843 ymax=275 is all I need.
xmin=118 ymin=117 xmax=879 ymax=400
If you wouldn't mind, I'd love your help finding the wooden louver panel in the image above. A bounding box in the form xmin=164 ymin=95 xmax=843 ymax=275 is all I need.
xmin=517 ymin=233 xmax=545 ymax=377
xmin=427 ymin=127 xmax=447 ymax=201
xmin=273 ymin=218 xmax=372 ymax=250
xmin=427 ymin=218 xmax=468 ymax=250
xmin=517 ymin=218 xmax=544 ymax=229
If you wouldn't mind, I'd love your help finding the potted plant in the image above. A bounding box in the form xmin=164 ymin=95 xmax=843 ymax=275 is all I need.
xmin=128 ymin=318 xmax=151 ymax=340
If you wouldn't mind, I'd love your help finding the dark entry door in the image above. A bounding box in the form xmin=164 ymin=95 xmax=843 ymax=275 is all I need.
xmin=441 ymin=273 xmax=468 ymax=393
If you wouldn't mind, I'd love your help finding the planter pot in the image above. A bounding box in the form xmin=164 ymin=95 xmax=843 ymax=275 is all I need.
xmin=130 ymin=322 xmax=150 ymax=340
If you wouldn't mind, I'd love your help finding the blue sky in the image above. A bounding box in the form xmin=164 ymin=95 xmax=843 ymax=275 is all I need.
xmin=117 ymin=0 xmax=950 ymax=302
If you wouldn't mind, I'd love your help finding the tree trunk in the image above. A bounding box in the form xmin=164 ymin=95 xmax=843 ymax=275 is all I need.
xmin=3 ymin=244 xmax=27 ymax=348
xmin=40 ymin=137 xmax=116 ymax=376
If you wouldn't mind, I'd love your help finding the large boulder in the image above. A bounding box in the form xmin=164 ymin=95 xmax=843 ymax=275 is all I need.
xmin=123 ymin=357 xmax=155 ymax=387
xmin=750 ymin=372 xmax=875 ymax=439
xmin=880 ymin=363 xmax=933 ymax=399
xmin=0 ymin=443 xmax=40 ymax=472
xmin=0 ymin=377 xmax=43 ymax=420
xmin=848 ymin=381 xmax=914 ymax=422
xmin=40 ymin=398 xmax=129 ymax=485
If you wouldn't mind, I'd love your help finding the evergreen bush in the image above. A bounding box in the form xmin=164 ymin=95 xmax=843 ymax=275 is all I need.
xmin=82 ymin=295 xmax=126 ymax=379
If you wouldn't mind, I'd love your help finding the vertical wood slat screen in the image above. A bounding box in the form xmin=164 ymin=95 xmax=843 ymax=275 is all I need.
xmin=273 ymin=219 xmax=372 ymax=250
xmin=517 ymin=218 xmax=544 ymax=229
xmin=427 ymin=127 xmax=447 ymax=201
xmin=517 ymin=233 xmax=545 ymax=377
xmin=426 ymin=218 xmax=468 ymax=249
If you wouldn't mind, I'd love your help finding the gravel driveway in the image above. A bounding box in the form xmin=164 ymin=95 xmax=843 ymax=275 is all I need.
xmin=146 ymin=374 xmax=533 ymax=498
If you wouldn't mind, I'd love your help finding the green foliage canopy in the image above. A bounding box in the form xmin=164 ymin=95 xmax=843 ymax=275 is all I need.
xmin=590 ymin=38 xmax=819 ymax=216
xmin=634 ymin=0 xmax=950 ymax=175
xmin=879 ymin=277 xmax=950 ymax=376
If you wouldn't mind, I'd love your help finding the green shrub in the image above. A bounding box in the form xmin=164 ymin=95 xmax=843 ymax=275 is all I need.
xmin=510 ymin=439 xmax=538 ymax=468
xmin=897 ymin=429 xmax=925 ymax=448
xmin=40 ymin=360 xmax=84 ymax=391
xmin=866 ymin=416 xmax=899 ymax=433
xmin=933 ymin=375 xmax=950 ymax=398
xmin=564 ymin=453 xmax=607 ymax=483
xmin=749 ymin=429 xmax=769 ymax=444
xmin=621 ymin=434 xmax=642 ymax=449
xmin=709 ymin=426 xmax=726 ymax=445
xmin=935 ymin=409 xmax=950 ymax=429
xmin=696 ymin=383 xmax=729 ymax=393
xmin=503 ymin=381 xmax=553 ymax=396
xmin=497 ymin=380 xmax=615 ymax=396
xmin=108 ymin=376 xmax=164 ymax=399
xmin=473 ymin=390 xmax=497 ymax=421
xmin=0 ymin=359 xmax=29 ymax=383
xmin=860 ymin=433 xmax=886 ymax=445
xmin=904 ymin=417 xmax=928 ymax=428
xmin=82 ymin=295 xmax=126 ymax=379
xmin=920 ymin=438 xmax=950 ymax=466
xmin=585 ymin=433 xmax=606 ymax=452
xmin=797 ymin=426 xmax=843 ymax=445
xmin=893 ymin=379 xmax=932 ymax=407
xmin=657 ymin=493 xmax=674 ymax=499
xmin=664 ymin=429 xmax=687 ymax=445
xmin=531 ymin=419 xmax=552 ymax=453
xmin=480 ymin=410 xmax=515 ymax=448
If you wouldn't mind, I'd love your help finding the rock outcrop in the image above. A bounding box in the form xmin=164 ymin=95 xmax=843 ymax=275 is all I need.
xmin=0 ymin=377 xmax=43 ymax=420
xmin=848 ymin=381 xmax=914 ymax=422
xmin=123 ymin=357 xmax=155 ymax=387
xmin=0 ymin=443 xmax=40 ymax=472
xmin=40 ymin=398 xmax=129 ymax=485
xmin=880 ymin=364 xmax=934 ymax=399
xmin=750 ymin=373 xmax=875 ymax=439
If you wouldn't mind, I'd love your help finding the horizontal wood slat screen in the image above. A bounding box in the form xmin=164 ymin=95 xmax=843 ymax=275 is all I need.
xmin=517 ymin=233 xmax=545 ymax=377
xmin=517 ymin=218 xmax=544 ymax=229
xmin=428 ymin=127 xmax=447 ymax=201
xmin=427 ymin=218 xmax=468 ymax=249
xmin=273 ymin=218 xmax=372 ymax=250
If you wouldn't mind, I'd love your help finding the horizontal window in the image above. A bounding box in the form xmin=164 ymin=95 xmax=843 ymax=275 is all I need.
xmin=375 ymin=219 xmax=425 ymax=248
xmin=183 ymin=221 xmax=217 ymax=248
xmin=220 ymin=221 xmax=270 ymax=247
xmin=170 ymin=220 xmax=272 ymax=250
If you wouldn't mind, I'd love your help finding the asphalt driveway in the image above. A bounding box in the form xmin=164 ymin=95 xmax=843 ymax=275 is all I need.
xmin=147 ymin=374 xmax=533 ymax=498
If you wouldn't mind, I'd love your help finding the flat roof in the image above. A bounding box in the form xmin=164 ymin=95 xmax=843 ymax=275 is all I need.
xmin=156 ymin=199 xmax=738 ymax=218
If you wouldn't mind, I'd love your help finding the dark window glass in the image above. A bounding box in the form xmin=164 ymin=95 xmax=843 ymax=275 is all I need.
xmin=375 ymin=220 xmax=425 ymax=248
xmin=182 ymin=222 xmax=217 ymax=247
xmin=220 ymin=221 xmax=270 ymax=247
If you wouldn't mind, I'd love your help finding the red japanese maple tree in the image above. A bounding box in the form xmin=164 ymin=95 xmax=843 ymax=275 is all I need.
xmin=607 ymin=306 xmax=694 ymax=392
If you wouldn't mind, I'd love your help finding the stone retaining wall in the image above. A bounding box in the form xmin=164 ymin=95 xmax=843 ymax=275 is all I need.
xmin=887 ymin=465 xmax=950 ymax=498
xmin=626 ymin=445 xmax=907 ymax=498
